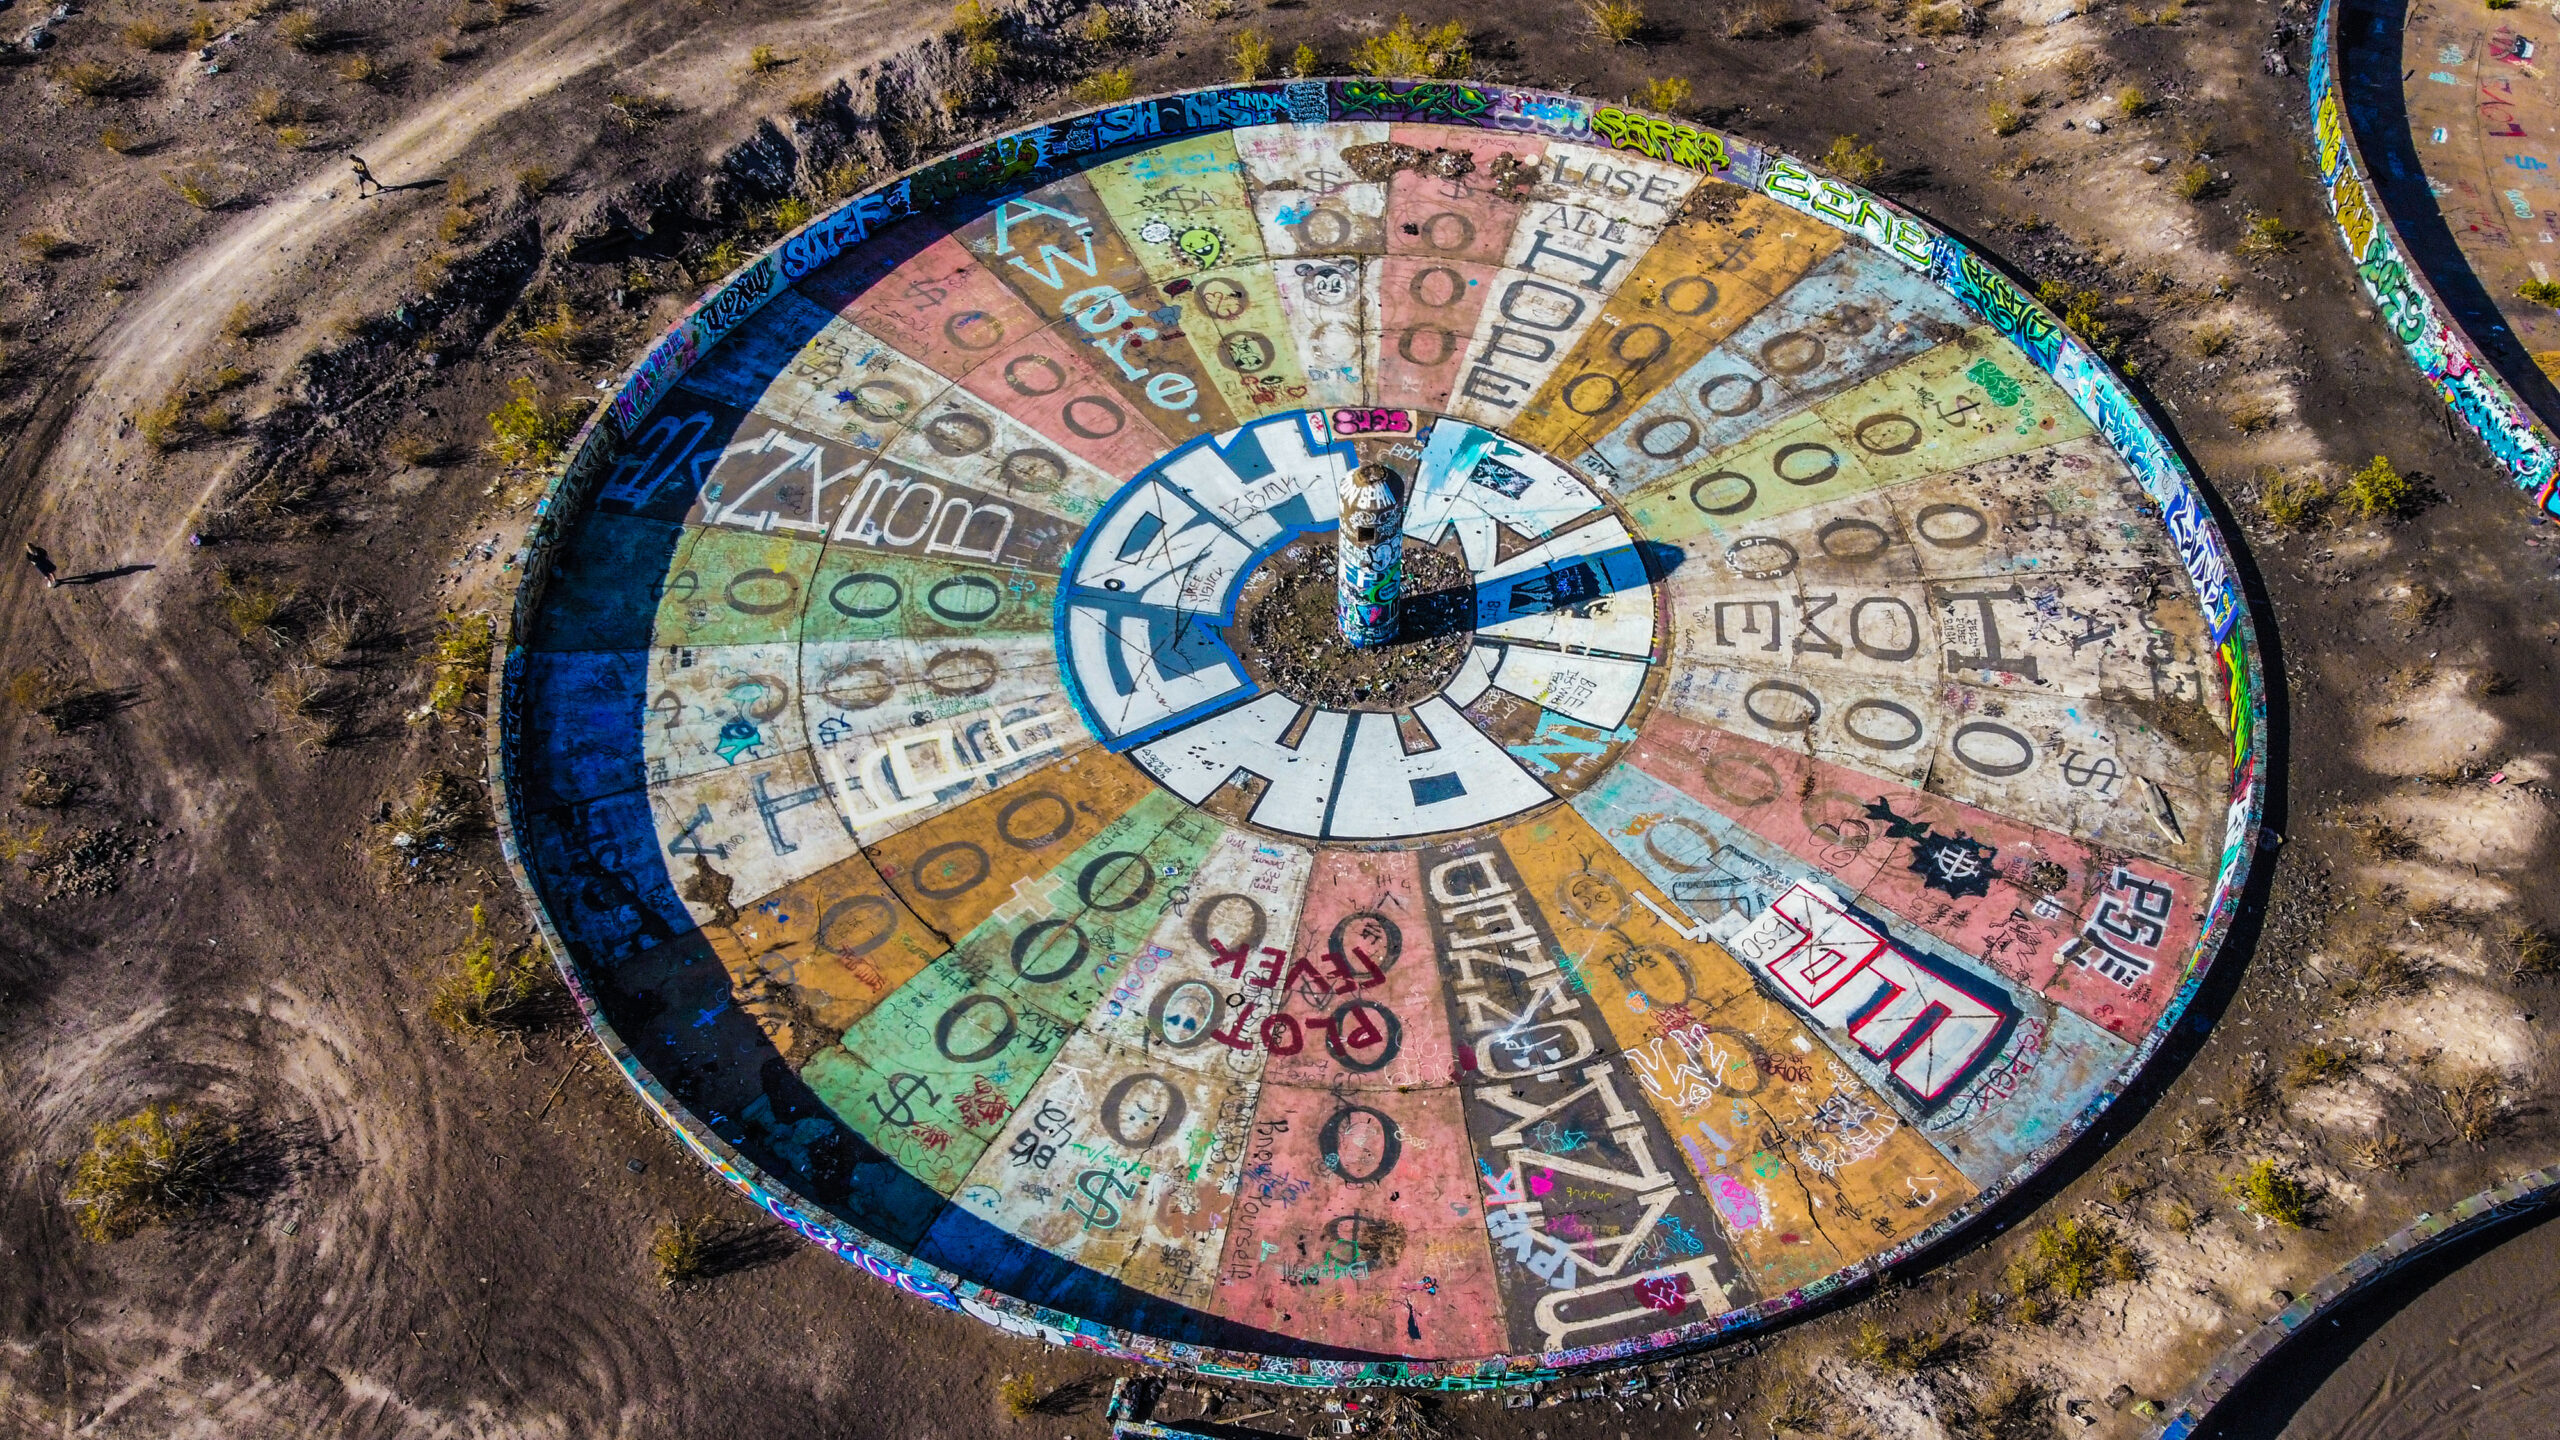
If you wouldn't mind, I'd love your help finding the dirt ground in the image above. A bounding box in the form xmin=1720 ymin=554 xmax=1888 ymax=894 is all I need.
xmin=3 ymin=0 xmax=2559 ymax=1436
xmin=2189 ymin=1205 xmax=2560 ymax=1440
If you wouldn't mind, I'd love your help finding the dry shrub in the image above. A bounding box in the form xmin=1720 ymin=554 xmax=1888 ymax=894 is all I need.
xmin=651 ymin=1216 xmax=717 ymax=1287
xmin=997 ymin=1373 xmax=1042 ymax=1416
xmin=1643 ymin=76 xmax=1693 ymax=112
xmin=607 ymin=91 xmax=681 ymax=128
xmin=269 ymin=664 xmax=347 ymax=748
xmin=1726 ymin=0 xmax=1791 ymax=37
xmin=2283 ymin=1042 xmax=2359 ymax=1090
xmin=1820 ymin=134 xmax=1885 ymax=184
xmin=100 ymin=126 xmax=145 ymax=154
xmin=1762 ymin=1380 xmax=1828 ymax=1436
xmin=2258 ymin=467 xmax=2328 ymax=529
xmin=487 ymin=376 xmax=583 ymax=466
xmin=123 ymin=20 xmax=186 ymax=52
xmin=426 ymin=612 xmax=495 ymax=718
xmin=18 ymin=230 xmax=76 ymax=262
xmin=165 ymin=164 xmax=225 ymax=210
xmin=2223 ymin=1158 xmax=2319 ymax=1227
xmin=2345 ymin=454 xmax=2415 ymax=519
xmin=53 ymin=60 xmax=148 ymax=101
xmin=2191 ymin=321 xmax=2235 ymax=357
xmin=311 ymin=595 xmax=377 ymax=661
xmin=1073 ymin=67 xmax=1135 ymax=103
xmin=2333 ymin=942 xmax=2429 ymax=1006
xmin=66 ymin=1104 xmax=239 ymax=1242
xmin=18 ymin=766 xmax=77 ymax=809
xmin=1987 ymin=99 xmax=2027 ymax=136
xmin=2436 ymin=1068 xmax=2511 ymax=1145
xmin=2236 ymin=211 xmax=2301 ymax=258
xmin=277 ymin=11 xmax=330 ymax=52
xmin=2390 ymin=580 xmax=2445 ymax=628
xmin=1588 ymin=0 xmax=1648 ymax=43
xmin=1849 ymin=1318 xmax=1966 ymax=1373
xmin=1348 ymin=14 xmax=1471 ymax=78
xmin=1908 ymin=1 xmax=1977 ymax=34
xmin=2508 ymin=922 xmax=2560 ymax=980
xmin=213 ymin=567 xmax=296 ymax=642
xmin=748 ymin=43 xmax=791 ymax=74
xmin=6 ymin=669 xmax=90 ymax=730
xmin=2345 ymin=1126 xmax=2416 ymax=1174
xmin=1231 ymin=27 xmax=1272 ymax=82
xmin=1961 ymin=1375 xmax=2052 ymax=1440
xmin=2353 ymin=817 xmax=2419 ymax=860
xmin=2008 ymin=1215 xmax=2142 ymax=1302
xmin=374 ymin=770 xmax=484 ymax=882
xmin=2226 ymin=396 xmax=2279 ymax=433
xmin=429 ymin=904 xmax=553 ymax=1033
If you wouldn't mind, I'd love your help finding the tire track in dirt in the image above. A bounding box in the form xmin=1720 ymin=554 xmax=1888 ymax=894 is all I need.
xmin=0 ymin=4 xmax=948 ymax=1434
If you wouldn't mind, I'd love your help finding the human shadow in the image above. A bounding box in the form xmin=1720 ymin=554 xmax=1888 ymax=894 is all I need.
xmin=60 ymin=564 xmax=155 ymax=586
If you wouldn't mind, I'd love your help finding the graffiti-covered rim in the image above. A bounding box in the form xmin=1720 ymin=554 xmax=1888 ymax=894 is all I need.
xmin=487 ymin=79 xmax=2270 ymax=1387
xmin=2307 ymin=0 xmax=2560 ymax=511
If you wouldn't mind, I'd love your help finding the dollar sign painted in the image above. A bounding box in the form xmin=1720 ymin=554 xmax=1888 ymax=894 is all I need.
xmin=869 ymin=1073 xmax=940 ymax=1129
xmin=1063 ymin=1169 xmax=1135 ymax=1230
xmin=2060 ymin=751 xmax=2122 ymax=794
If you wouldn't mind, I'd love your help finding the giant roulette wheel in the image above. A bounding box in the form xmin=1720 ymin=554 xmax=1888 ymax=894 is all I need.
xmin=499 ymin=80 xmax=2266 ymax=1382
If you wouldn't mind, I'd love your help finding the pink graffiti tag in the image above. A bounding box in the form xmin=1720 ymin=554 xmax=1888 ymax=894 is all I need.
xmin=1330 ymin=407 xmax=1414 ymax=436
xmin=1632 ymin=1274 xmax=1690 ymax=1312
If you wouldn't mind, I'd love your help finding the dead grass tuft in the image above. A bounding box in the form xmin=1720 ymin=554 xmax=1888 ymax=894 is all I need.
xmin=2223 ymin=1158 xmax=2320 ymax=1227
xmin=66 ymin=1104 xmax=240 ymax=1242
xmin=212 ymin=567 xmax=297 ymax=643
xmin=269 ymin=664 xmax=348 ymax=748
xmin=2283 ymin=1042 xmax=2360 ymax=1091
xmin=1348 ymin=14 xmax=1471 ymax=78
xmin=1820 ymin=134 xmax=1885 ymax=184
xmin=2353 ymin=817 xmax=2419 ymax=860
xmin=2333 ymin=942 xmax=2430 ymax=1006
xmin=373 ymin=770 xmax=484 ymax=882
xmin=2345 ymin=1126 xmax=2416 ymax=1174
xmin=425 ymin=612 xmax=495 ymax=719
xmin=2235 ymin=211 xmax=2302 ymax=258
xmin=651 ymin=1216 xmax=717 ymax=1287
xmin=1072 ymin=67 xmax=1135 ymax=104
xmin=52 ymin=60 xmax=149 ymax=102
xmin=2257 ymin=466 xmax=2329 ymax=529
xmin=2007 ymin=1215 xmax=2142 ymax=1302
xmin=122 ymin=20 xmax=187 ymax=52
xmin=429 ymin=904 xmax=554 ymax=1033
xmin=2507 ymin=922 xmax=2560 ymax=980
xmin=1588 ymin=0 xmax=1649 ymax=43
xmin=2436 ymin=1067 xmax=2512 ymax=1146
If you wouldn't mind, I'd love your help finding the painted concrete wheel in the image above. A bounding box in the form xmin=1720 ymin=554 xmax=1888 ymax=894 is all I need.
xmin=502 ymin=81 xmax=2267 ymax=1384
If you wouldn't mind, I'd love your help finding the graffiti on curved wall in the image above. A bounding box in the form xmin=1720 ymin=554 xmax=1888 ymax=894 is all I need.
xmin=2310 ymin=0 xmax=2560 ymax=508
xmin=491 ymin=78 xmax=2269 ymax=1387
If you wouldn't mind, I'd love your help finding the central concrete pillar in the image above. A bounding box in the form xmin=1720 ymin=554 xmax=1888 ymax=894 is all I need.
xmin=1337 ymin=462 xmax=1407 ymax=647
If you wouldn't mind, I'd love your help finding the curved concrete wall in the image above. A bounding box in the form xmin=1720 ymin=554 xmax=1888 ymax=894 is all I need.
xmin=2310 ymin=0 xmax=2560 ymax=511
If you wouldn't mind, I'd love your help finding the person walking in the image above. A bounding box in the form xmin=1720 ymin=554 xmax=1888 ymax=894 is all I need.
xmin=348 ymin=153 xmax=382 ymax=197
xmin=24 ymin=541 xmax=58 ymax=588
